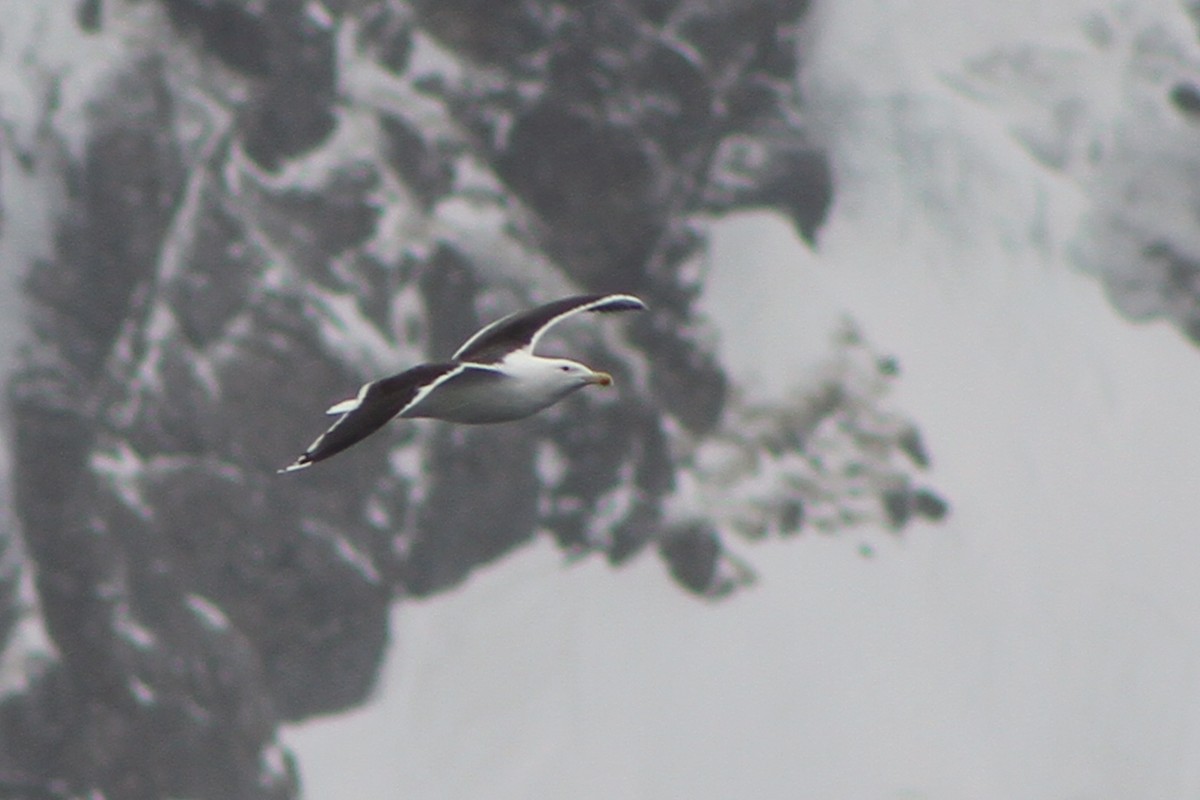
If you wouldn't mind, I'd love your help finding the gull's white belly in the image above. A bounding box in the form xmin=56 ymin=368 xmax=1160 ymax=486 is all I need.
xmin=401 ymin=371 xmax=577 ymax=424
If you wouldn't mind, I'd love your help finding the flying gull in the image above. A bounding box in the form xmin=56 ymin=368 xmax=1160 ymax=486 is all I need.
xmin=279 ymin=293 xmax=646 ymax=472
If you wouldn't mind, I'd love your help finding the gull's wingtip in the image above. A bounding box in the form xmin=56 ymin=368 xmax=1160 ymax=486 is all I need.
xmin=277 ymin=458 xmax=312 ymax=474
xmin=598 ymin=293 xmax=647 ymax=312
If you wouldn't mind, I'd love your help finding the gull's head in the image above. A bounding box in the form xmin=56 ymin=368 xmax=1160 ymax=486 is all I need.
xmin=544 ymin=358 xmax=612 ymax=389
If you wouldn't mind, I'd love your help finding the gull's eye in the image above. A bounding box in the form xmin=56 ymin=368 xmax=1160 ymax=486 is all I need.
xmin=560 ymin=365 xmax=571 ymax=372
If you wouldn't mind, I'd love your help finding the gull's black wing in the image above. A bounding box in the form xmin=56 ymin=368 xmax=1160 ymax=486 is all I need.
xmin=278 ymin=362 xmax=462 ymax=472
xmin=452 ymin=293 xmax=646 ymax=364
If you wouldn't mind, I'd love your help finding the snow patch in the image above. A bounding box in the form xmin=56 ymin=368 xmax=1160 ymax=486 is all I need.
xmin=113 ymin=602 xmax=157 ymax=651
xmin=307 ymin=286 xmax=416 ymax=376
xmin=388 ymin=434 xmax=429 ymax=510
xmin=583 ymin=468 xmax=636 ymax=550
xmin=301 ymin=519 xmax=382 ymax=584
xmin=90 ymin=443 xmax=153 ymax=521
xmin=260 ymin=741 xmax=290 ymax=785
xmin=533 ymin=440 xmax=566 ymax=486
xmin=338 ymin=25 xmax=461 ymax=141
xmin=305 ymin=1 xmax=334 ymax=30
xmin=128 ymin=676 xmax=156 ymax=706
xmin=185 ymin=594 xmax=230 ymax=632
xmin=0 ymin=610 xmax=56 ymax=700
xmin=364 ymin=495 xmax=391 ymax=529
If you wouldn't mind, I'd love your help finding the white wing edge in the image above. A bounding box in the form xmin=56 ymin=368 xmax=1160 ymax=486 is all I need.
xmin=526 ymin=293 xmax=646 ymax=354
xmin=450 ymin=313 xmax=516 ymax=361
xmin=452 ymin=293 xmax=646 ymax=361
xmin=324 ymin=381 xmax=373 ymax=415
xmin=325 ymin=398 xmax=359 ymax=415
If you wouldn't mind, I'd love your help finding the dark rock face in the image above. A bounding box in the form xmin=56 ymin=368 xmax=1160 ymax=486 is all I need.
xmin=0 ymin=1 xmax=941 ymax=797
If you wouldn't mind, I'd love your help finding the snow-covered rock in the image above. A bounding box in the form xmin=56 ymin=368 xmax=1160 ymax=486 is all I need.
xmin=0 ymin=0 xmax=945 ymax=797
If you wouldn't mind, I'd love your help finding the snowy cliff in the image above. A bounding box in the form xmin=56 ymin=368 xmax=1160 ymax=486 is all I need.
xmin=11 ymin=0 xmax=1200 ymax=795
xmin=0 ymin=1 xmax=945 ymax=797
xmin=288 ymin=0 xmax=1200 ymax=797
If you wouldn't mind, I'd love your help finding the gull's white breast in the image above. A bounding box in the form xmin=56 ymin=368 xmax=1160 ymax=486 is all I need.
xmin=402 ymin=356 xmax=582 ymax=424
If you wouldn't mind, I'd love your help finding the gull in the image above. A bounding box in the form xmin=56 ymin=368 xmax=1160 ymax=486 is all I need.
xmin=279 ymin=293 xmax=646 ymax=472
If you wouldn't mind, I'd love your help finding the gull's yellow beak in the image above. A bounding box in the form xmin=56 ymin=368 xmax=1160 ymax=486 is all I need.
xmin=588 ymin=371 xmax=613 ymax=387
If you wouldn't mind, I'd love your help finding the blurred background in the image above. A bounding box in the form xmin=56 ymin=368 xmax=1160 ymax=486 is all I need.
xmin=0 ymin=0 xmax=1198 ymax=797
